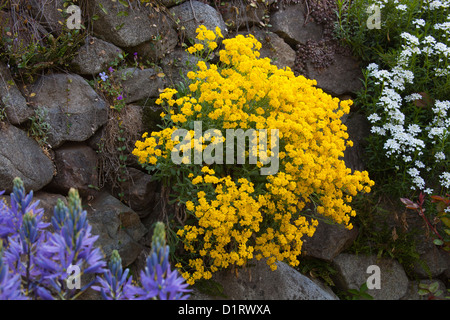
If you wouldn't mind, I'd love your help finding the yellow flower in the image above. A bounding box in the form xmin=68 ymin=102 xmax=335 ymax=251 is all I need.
xmin=187 ymin=46 xmax=197 ymax=54
xmin=208 ymin=41 xmax=217 ymax=50
xmin=186 ymin=201 xmax=195 ymax=211
xmin=192 ymin=176 xmax=203 ymax=185
xmin=215 ymin=26 xmax=224 ymax=38
xmin=194 ymin=43 xmax=204 ymax=51
xmin=134 ymin=26 xmax=375 ymax=285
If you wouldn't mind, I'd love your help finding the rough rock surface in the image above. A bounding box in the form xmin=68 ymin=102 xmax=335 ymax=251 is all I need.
xmin=241 ymin=29 xmax=296 ymax=70
xmin=87 ymin=192 xmax=147 ymax=267
xmin=48 ymin=143 xmax=99 ymax=198
xmin=305 ymin=54 xmax=364 ymax=96
xmin=88 ymin=0 xmax=177 ymax=61
xmin=160 ymin=49 xmax=201 ymax=87
xmin=0 ymin=123 xmax=54 ymax=193
xmin=332 ymin=253 xmax=409 ymax=300
xmin=221 ymin=0 xmax=266 ymax=30
xmin=113 ymin=167 xmax=159 ymax=219
xmin=0 ymin=62 xmax=33 ymax=125
xmin=270 ymin=3 xmax=322 ymax=47
xmin=170 ymin=1 xmax=228 ymax=42
xmin=303 ymin=222 xmax=358 ymax=261
xmin=342 ymin=112 xmax=371 ymax=172
xmin=71 ymin=36 xmax=124 ymax=75
xmin=115 ymin=68 xmax=165 ymax=103
xmin=30 ymin=73 xmax=108 ymax=148
xmin=191 ymin=258 xmax=338 ymax=300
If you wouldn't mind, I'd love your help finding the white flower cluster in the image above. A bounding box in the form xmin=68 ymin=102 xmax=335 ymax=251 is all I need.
xmin=428 ymin=0 xmax=450 ymax=10
xmin=366 ymin=1 xmax=450 ymax=193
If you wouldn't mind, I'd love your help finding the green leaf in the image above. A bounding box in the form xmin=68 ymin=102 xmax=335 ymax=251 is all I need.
xmin=433 ymin=239 xmax=444 ymax=246
xmin=418 ymin=289 xmax=429 ymax=295
xmin=115 ymin=23 xmax=125 ymax=31
xmin=428 ymin=282 xmax=439 ymax=293
xmin=360 ymin=292 xmax=374 ymax=300
xmin=118 ymin=0 xmax=129 ymax=7
xmin=117 ymin=10 xmax=129 ymax=17
xmin=98 ymin=3 xmax=108 ymax=14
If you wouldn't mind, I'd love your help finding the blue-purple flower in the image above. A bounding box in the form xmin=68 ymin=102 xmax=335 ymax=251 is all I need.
xmin=92 ymin=250 xmax=138 ymax=300
xmin=0 ymin=241 xmax=26 ymax=300
xmin=0 ymin=179 xmax=106 ymax=300
xmin=36 ymin=188 xmax=106 ymax=298
xmin=99 ymin=72 xmax=108 ymax=81
xmin=134 ymin=222 xmax=191 ymax=300
xmin=0 ymin=178 xmax=190 ymax=300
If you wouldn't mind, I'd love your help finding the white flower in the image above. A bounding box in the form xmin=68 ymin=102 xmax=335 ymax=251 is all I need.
xmin=413 ymin=18 xmax=426 ymax=28
xmin=434 ymin=22 xmax=450 ymax=31
xmin=367 ymin=63 xmax=379 ymax=72
xmin=435 ymin=151 xmax=446 ymax=161
xmin=440 ymin=172 xmax=450 ymax=189
xmin=434 ymin=67 xmax=450 ymax=77
xmin=397 ymin=4 xmax=408 ymax=11
xmin=371 ymin=126 xmax=386 ymax=135
xmin=428 ymin=0 xmax=450 ymax=10
xmin=400 ymin=32 xmax=419 ymax=46
xmin=432 ymin=100 xmax=450 ymax=115
xmin=424 ymin=188 xmax=434 ymax=194
xmin=408 ymin=124 xmax=422 ymax=136
xmin=422 ymin=35 xmax=437 ymax=45
xmin=408 ymin=167 xmax=426 ymax=190
xmin=367 ymin=113 xmax=382 ymax=123
xmin=403 ymin=155 xmax=412 ymax=162
xmin=434 ymin=42 xmax=450 ymax=57
xmin=415 ymin=160 xmax=425 ymax=168
xmin=405 ymin=93 xmax=422 ymax=102
xmin=428 ymin=127 xmax=445 ymax=139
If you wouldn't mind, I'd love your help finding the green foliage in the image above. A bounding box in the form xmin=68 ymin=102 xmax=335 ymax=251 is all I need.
xmin=336 ymin=0 xmax=450 ymax=197
xmin=0 ymin=29 xmax=85 ymax=83
xmin=347 ymin=193 xmax=423 ymax=277
xmin=193 ymin=278 xmax=228 ymax=298
xmin=401 ymin=193 xmax=450 ymax=252
xmin=339 ymin=282 xmax=374 ymax=300
xmin=417 ymin=281 xmax=450 ymax=300
xmin=335 ymin=0 xmax=423 ymax=64
xmin=0 ymin=106 xmax=6 ymax=122
xmin=28 ymin=106 xmax=50 ymax=148
xmin=297 ymin=257 xmax=337 ymax=288
xmin=88 ymin=52 xmax=146 ymax=200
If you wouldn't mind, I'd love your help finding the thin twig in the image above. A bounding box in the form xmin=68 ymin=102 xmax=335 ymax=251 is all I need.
xmin=303 ymin=0 xmax=311 ymax=26
xmin=189 ymin=0 xmax=198 ymax=23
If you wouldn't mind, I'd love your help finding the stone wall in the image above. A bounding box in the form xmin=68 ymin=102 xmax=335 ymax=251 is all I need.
xmin=0 ymin=0 xmax=447 ymax=300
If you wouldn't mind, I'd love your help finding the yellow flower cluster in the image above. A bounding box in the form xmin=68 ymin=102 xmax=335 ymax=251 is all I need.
xmin=132 ymin=126 xmax=179 ymax=165
xmin=177 ymin=169 xmax=263 ymax=285
xmin=133 ymin=26 xmax=375 ymax=284
xmin=186 ymin=25 xmax=223 ymax=54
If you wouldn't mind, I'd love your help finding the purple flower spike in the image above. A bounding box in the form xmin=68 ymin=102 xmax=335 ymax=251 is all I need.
xmin=92 ymin=250 xmax=138 ymax=300
xmin=135 ymin=222 xmax=191 ymax=300
xmin=0 ymin=179 xmax=188 ymax=300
